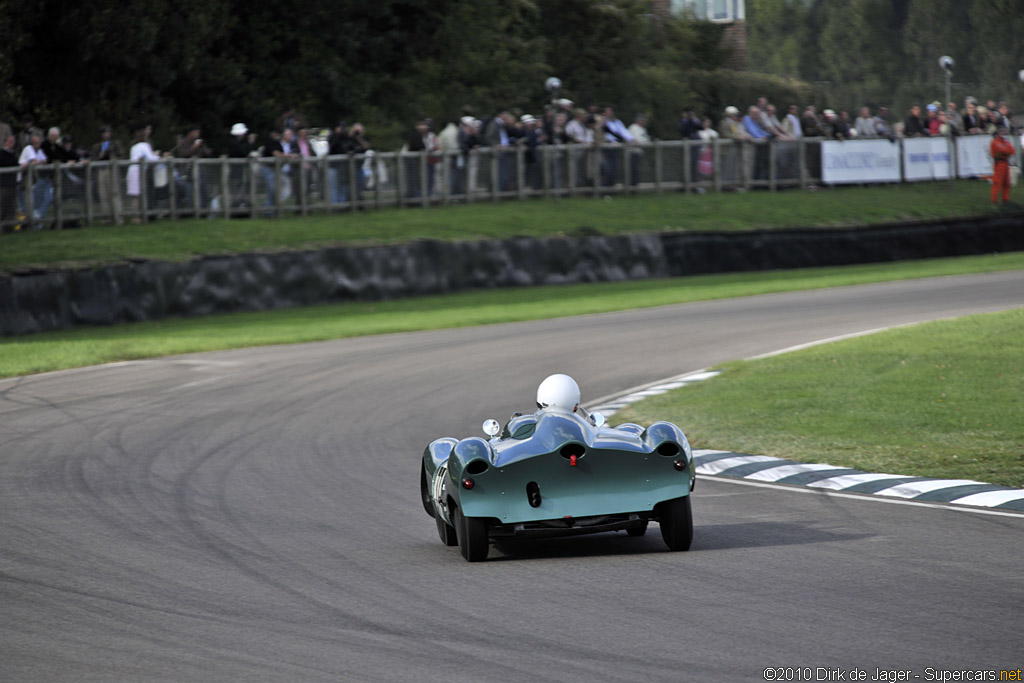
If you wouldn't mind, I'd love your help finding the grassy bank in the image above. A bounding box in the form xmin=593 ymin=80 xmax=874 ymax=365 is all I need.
xmin=0 ymin=181 xmax=998 ymax=273
xmin=615 ymin=309 xmax=1024 ymax=488
xmin=2 ymin=252 xmax=1023 ymax=380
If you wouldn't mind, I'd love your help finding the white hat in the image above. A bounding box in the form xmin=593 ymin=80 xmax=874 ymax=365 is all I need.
xmin=460 ymin=116 xmax=475 ymax=126
xmin=724 ymin=106 xmax=740 ymax=115
xmin=557 ymin=98 xmax=573 ymax=108
xmin=230 ymin=123 xmax=248 ymax=136
xmin=520 ymin=114 xmax=536 ymax=123
xmin=824 ymin=109 xmax=836 ymax=117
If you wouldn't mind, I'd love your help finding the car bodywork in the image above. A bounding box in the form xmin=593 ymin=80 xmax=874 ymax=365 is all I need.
xmin=420 ymin=409 xmax=695 ymax=561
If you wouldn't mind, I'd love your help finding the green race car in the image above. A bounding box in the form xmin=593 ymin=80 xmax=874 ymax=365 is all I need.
xmin=420 ymin=374 xmax=695 ymax=562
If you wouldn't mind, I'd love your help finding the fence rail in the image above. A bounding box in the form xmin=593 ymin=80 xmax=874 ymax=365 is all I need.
xmin=0 ymin=135 xmax=1015 ymax=231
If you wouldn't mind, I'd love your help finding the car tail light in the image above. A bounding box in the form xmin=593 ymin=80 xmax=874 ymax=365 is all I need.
xmin=673 ymin=460 xmax=685 ymax=471
xmin=462 ymin=478 xmax=475 ymax=490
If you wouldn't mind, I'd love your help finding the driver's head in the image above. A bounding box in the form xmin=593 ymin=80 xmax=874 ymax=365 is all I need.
xmin=536 ymin=374 xmax=581 ymax=413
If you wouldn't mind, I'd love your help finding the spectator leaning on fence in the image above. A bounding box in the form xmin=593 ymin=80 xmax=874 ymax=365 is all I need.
xmin=126 ymin=124 xmax=166 ymax=224
xmin=783 ymin=105 xmax=802 ymax=139
xmin=89 ymin=125 xmax=125 ymax=222
xmin=800 ymin=105 xmax=821 ymax=137
xmin=854 ymin=107 xmax=876 ymax=138
xmin=227 ymin=122 xmax=256 ymax=209
xmin=873 ymin=106 xmax=894 ymax=140
xmin=903 ymin=105 xmax=928 ymax=137
xmin=19 ymin=129 xmax=53 ymax=229
xmin=945 ymin=101 xmax=962 ymax=135
xmin=173 ymin=126 xmax=211 ymax=210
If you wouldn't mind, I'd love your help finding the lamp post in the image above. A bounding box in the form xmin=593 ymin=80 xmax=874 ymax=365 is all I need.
xmin=939 ymin=56 xmax=954 ymax=185
xmin=545 ymin=76 xmax=562 ymax=102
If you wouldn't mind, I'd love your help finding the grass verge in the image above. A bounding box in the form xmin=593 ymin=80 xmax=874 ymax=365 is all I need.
xmin=0 ymin=181 xmax=998 ymax=273
xmin=615 ymin=309 xmax=1024 ymax=488
xmin=2 ymin=252 xmax=1023 ymax=380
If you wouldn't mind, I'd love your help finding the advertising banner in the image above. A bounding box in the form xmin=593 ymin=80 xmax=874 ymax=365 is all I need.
xmin=957 ymin=134 xmax=994 ymax=178
xmin=903 ymin=137 xmax=952 ymax=181
xmin=821 ymin=140 xmax=901 ymax=184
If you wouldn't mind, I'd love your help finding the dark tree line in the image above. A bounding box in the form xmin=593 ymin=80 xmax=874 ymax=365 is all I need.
xmin=0 ymin=0 xmax=798 ymax=151
xmin=746 ymin=0 xmax=1024 ymax=116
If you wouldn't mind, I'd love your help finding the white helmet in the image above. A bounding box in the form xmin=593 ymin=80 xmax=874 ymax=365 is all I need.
xmin=536 ymin=374 xmax=581 ymax=413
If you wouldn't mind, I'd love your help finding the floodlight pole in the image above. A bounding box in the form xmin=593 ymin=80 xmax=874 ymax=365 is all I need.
xmin=940 ymin=56 xmax=954 ymax=187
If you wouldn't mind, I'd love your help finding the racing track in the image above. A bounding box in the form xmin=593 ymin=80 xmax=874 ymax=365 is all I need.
xmin=2 ymin=272 xmax=1023 ymax=682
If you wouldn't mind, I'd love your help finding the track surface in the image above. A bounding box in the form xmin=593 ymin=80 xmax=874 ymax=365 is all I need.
xmin=2 ymin=272 xmax=1023 ymax=682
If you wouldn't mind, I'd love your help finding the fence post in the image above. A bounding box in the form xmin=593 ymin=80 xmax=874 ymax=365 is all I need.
xmin=441 ymin=151 xmax=450 ymax=205
xmin=490 ymin=149 xmax=499 ymax=202
xmin=298 ymin=157 xmax=308 ymax=216
xmin=621 ymin=144 xmax=630 ymax=193
xmin=249 ymin=159 xmax=258 ymax=219
xmin=713 ymin=140 xmax=722 ymax=193
xmin=567 ymin=147 xmax=577 ymax=196
xmin=167 ymin=160 xmax=177 ymax=220
xmin=682 ymin=141 xmax=691 ymax=193
xmin=654 ymin=143 xmax=662 ymax=194
xmin=349 ymin=154 xmax=359 ymax=210
xmin=517 ymin=146 xmax=526 ymax=200
xmin=113 ymin=162 xmax=124 ymax=225
xmin=769 ymin=140 xmax=777 ymax=192
xmin=319 ymin=155 xmax=329 ymax=211
xmin=191 ymin=158 xmax=200 ymax=216
xmin=395 ymin=153 xmax=405 ymax=206
xmin=139 ymin=159 xmax=149 ymax=224
xmin=420 ymin=152 xmax=429 ymax=208
xmin=273 ymin=158 xmax=283 ymax=214
xmin=221 ymin=157 xmax=230 ymax=219
xmin=84 ymin=162 xmax=94 ymax=226
xmin=53 ymin=162 xmax=63 ymax=229
xmin=799 ymin=139 xmax=808 ymax=189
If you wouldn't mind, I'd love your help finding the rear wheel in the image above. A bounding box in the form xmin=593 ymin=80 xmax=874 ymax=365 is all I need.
xmin=436 ymin=514 xmax=458 ymax=546
xmin=454 ymin=506 xmax=489 ymax=562
xmin=658 ymin=496 xmax=693 ymax=551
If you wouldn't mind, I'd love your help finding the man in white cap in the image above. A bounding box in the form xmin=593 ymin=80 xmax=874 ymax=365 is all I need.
xmin=228 ymin=123 xmax=256 ymax=209
xmin=718 ymin=105 xmax=750 ymax=184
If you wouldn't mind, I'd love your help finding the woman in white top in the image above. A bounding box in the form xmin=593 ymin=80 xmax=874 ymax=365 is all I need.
xmin=18 ymin=130 xmax=54 ymax=226
xmin=126 ymin=125 xmax=163 ymax=222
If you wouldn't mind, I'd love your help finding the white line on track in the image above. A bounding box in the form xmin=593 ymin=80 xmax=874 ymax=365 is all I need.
xmin=699 ymin=473 xmax=1024 ymax=519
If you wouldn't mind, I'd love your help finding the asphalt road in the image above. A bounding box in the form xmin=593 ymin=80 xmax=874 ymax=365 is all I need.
xmin=2 ymin=272 xmax=1023 ymax=682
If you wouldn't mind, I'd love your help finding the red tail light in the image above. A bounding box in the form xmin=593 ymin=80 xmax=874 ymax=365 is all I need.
xmin=462 ymin=478 xmax=475 ymax=490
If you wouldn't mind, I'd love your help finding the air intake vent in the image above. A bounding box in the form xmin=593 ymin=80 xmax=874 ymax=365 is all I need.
xmin=656 ymin=442 xmax=681 ymax=457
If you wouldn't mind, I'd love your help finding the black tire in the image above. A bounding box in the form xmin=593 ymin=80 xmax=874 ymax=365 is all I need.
xmin=454 ymin=506 xmax=489 ymax=562
xmin=420 ymin=465 xmax=436 ymax=519
xmin=627 ymin=522 xmax=648 ymax=537
xmin=658 ymin=495 xmax=693 ymax=551
xmin=436 ymin=513 xmax=458 ymax=546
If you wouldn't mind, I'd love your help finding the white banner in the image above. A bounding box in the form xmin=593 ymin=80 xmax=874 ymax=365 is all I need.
xmin=957 ymin=134 xmax=993 ymax=178
xmin=821 ymin=139 xmax=901 ymax=184
xmin=903 ymin=137 xmax=952 ymax=181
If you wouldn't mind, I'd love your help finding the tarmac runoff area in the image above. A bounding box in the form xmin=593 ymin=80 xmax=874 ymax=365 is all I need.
xmin=588 ymin=365 xmax=1024 ymax=516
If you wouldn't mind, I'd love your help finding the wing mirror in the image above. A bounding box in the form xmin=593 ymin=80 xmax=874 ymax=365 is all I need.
xmin=589 ymin=412 xmax=606 ymax=428
xmin=482 ymin=419 xmax=500 ymax=437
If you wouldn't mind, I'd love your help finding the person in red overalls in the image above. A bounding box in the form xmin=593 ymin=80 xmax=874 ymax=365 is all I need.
xmin=990 ymin=124 xmax=1015 ymax=205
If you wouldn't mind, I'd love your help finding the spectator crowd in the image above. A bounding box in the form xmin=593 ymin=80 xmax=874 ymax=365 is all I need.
xmin=0 ymin=93 xmax=1018 ymax=232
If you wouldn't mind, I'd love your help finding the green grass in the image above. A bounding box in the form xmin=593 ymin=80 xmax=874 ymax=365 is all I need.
xmin=615 ymin=309 xmax=1024 ymax=488
xmin=0 ymin=181 xmax=998 ymax=273
xmin=2 ymin=252 xmax=1023 ymax=380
